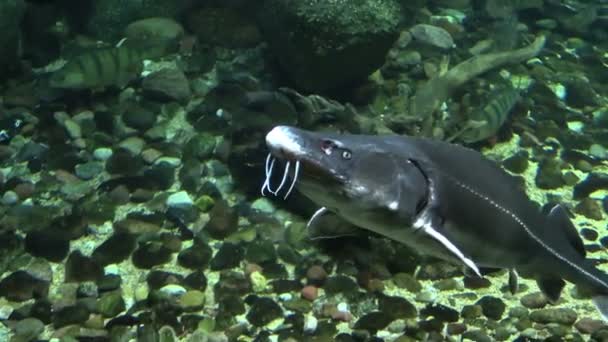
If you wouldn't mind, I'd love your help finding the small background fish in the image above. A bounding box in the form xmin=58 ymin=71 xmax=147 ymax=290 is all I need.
xmin=48 ymin=39 xmax=170 ymax=89
xmin=451 ymin=76 xmax=529 ymax=144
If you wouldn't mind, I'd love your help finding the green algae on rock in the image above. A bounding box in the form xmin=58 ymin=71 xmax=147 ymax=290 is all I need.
xmin=257 ymin=0 xmax=402 ymax=92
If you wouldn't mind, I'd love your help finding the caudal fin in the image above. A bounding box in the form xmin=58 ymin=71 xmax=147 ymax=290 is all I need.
xmin=592 ymin=296 xmax=608 ymax=321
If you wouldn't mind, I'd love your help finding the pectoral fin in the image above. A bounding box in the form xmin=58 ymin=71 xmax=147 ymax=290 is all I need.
xmin=414 ymin=213 xmax=480 ymax=277
xmin=307 ymin=207 xmax=329 ymax=229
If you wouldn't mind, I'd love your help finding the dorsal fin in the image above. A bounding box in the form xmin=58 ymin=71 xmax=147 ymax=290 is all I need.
xmin=547 ymin=204 xmax=585 ymax=257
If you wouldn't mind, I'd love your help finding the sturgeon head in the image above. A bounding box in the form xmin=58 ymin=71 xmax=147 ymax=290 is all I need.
xmin=262 ymin=125 xmax=429 ymax=231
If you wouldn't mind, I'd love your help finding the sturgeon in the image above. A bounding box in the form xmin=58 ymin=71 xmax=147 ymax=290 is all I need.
xmin=262 ymin=125 xmax=608 ymax=319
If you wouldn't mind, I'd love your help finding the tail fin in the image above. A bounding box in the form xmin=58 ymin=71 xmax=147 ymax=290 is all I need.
xmin=592 ymin=296 xmax=608 ymax=321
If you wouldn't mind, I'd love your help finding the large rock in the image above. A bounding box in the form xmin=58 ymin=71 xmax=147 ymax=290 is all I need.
xmin=0 ymin=0 xmax=26 ymax=78
xmin=257 ymin=0 xmax=401 ymax=92
xmin=83 ymin=0 xmax=191 ymax=41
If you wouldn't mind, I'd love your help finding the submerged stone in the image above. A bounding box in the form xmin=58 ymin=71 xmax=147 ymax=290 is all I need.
xmin=529 ymin=308 xmax=578 ymax=325
xmin=0 ymin=271 xmax=49 ymax=301
xmin=52 ymin=304 xmax=90 ymax=328
xmin=378 ymin=294 xmax=417 ymax=319
xmin=535 ymin=158 xmax=565 ymax=189
xmin=13 ymin=317 xmax=44 ymax=341
xmin=574 ymin=198 xmax=603 ymax=220
xmin=245 ymin=239 xmax=277 ymax=264
xmin=92 ymin=232 xmax=137 ymax=266
xmin=410 ymin=24 xmax=455 ymax=49
xmin=204 ymin=200 xmax=239 ymax=240
xmin=257 ymin=0 xmax=401 ymax=92
xmin=354 ymin=311 xmax=394 ymax=331
xmin=177 ymin=240 xmax=212 ymax=270
xmin=183 ymin=271 xmax=207 ymax=292
xmin=25 ymin=230 xmax=70 ymax=262
xmin=246 ymin=297 xmax=283 ymax=327
xmin=476 ymin=296 xmax=506 ymax=321
xmin=421 ymin=303 xmax=459 ymax=322
xmin=65 ymin=250 xmax=103 ymax=283
xmin=97 ymin=291 xmax=126 ymax=317
xmin=210 ymin=243 xmax=244 ymax=271
xmin=132 ymin=241 xmax=173 ymax=269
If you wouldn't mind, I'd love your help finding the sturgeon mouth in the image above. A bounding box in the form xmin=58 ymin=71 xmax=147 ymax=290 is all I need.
xmin=262 ymin=126 xmax=337 ymax=199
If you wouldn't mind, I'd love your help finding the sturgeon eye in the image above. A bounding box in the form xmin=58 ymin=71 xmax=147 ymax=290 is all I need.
xmin=341 ymin=150 xmax=352 ymax=160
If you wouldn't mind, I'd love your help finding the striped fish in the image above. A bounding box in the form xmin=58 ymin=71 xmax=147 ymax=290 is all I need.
xmin=456 ymin=83 xmax=521 ymax=144
xmin=49 ymin=42 xmax=164 ymax=89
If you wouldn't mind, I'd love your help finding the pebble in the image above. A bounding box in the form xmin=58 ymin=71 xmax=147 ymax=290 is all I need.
xmin=93 ymin=147 xmax=113 ymax=161
xmin=160 ymin=284 xmax=187 ymax=297
xmin=447 ymin=322 xmax=467 ymax=335
xmin=0 ymin=305 xmax=13 ymax=320
xmin=393 ymin=272 xmax=422 ymax=292
xmin=580 ymin=228 xmax=599 ymax=241
xmin=246 ymin=297 xmax=283 ymax=327
xmin=301 ymin=285 xmax=318 ymax=301
xmin=1 ymin=190 xmax=18 ymax=205
xmin=118 ymin=136 xmax=146 ymax=155
xmin=589 ymin=144 xmax=607 ymax=159
xmin=535 ymin=18 xmax=558 ymax=29
xmin=574 ymin=198 xmax=603 ymax=220
xmin=251 ymin=198 xmax=276 ymax=214
xmin=122 ymin=106 xmax=157 ymax=131
xmin=461 ymin=305 xmax=483 ymax=319
xmin=306 ymin=265 xmax=328 ymax=285
xmin=574 ymin=173 xmax=608 ymax=199
xmin=421 ymin=303 xmax=459 ymax=322
xmin=463 ymin=276 xmax=491 ymax=289
xmin=13 ymin=317 xmax=44 ymax=341
xmin=142 ymin=68 xmax=192 ymax=102
xmin=502 ymin=152 xmax=529 ymax=174
xmin=52 ymin=304 xmax=90 ymax=328
xmin=378 ymin=295 xmax=417 ymax=319
xmin=167 ymin=191 xmax=194 ymax=209
xmin=177 ymin=242 xmax=212 ymax=269
xmin=63 ymin=119 xmax=82 ymax=139
xmin=303 ymin=314 xmax=318 ymax=333
xmin=520 ymin=292 xmax=548 ymax=309
xmin=0 ymin=146 xmax=15 ymax=160
xmin=530 ymin=308 xmax=577 ymax=325
xmin=179 ymin=290 xmax=206 ymax=309
xmin=574 ymin=317 xmax=606 ymax=334
xmin=155 ymin=156 xmax=182 ymax=167
xmin=434 ymin=278 xmax=460 ymax=291
xmin=141 ymin=148 xmax=163 ymax=164
xmin=399 ymin=51 xmax=422 ymax=65
xmin=410 ymin=24 xmax=455 ymax=49
xmin=210 ymin=243 xmax=244 ymax=270
xmin=415 ymin=291 xmax=437 ymax=303
xmin=75 ymin=161 xmax=104 ymax=180
xmin=535 ymin=158 xmax=565 ymax=189
xmin=205 ymin=201 xmax=239 ymax=240
xmin=132 ymin=242 xmax=173 ymax=269
xmin=354 ymin=311 xmax=394 ymax=331
xmin=13 ymin=182 xmax=34 ymax=200
xmin=97 ymin=291 xmax=126 ymax=317
xmin=462 ymin=330 xmax=492 ymax=342
xmin=75 ymin=139 xmax=88 ymax=150
xmin=134 ymin=284 xmax=149 ymax=302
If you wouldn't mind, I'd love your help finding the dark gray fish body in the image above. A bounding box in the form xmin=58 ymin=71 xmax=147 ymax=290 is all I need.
xmin=263 ymin=126 xmax=608 ymax=319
